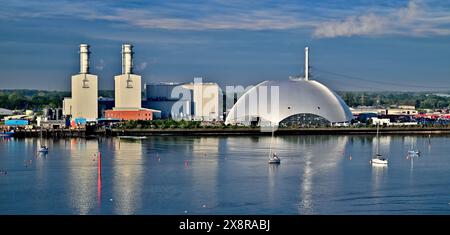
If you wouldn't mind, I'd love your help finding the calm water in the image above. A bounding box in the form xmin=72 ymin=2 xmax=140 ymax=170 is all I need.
xmin=1 ymin=135 xmax=450 ymax=215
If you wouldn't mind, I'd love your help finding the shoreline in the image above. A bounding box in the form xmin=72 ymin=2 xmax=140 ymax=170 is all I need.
xmin=9 ymin=126 xmax=450 ymax=137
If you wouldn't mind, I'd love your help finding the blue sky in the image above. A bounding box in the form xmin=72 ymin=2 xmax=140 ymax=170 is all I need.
xmin=0 ymin=0 xmax=449 ymax=91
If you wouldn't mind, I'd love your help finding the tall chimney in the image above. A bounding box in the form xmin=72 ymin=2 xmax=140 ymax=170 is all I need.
xmin=304 ymin=47 xmax=309 ymax=80
xmin=79 ymin=44 xmax=90 ymax=74
xmin=122 ymin=44 xmax=133 ymax=74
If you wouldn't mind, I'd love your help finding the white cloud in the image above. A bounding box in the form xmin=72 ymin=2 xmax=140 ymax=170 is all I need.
xmin=313 ymin=13 xmax=387 ymax=38
xmin=1 ymin=0 xmax=449 ymax=37
xmin=313 ymin=0 xmax=450 ymax=38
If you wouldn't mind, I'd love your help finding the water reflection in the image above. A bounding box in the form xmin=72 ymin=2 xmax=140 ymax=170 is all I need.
xmin=292 ymin=136 xmax=349 ymax=215
xmin=371 ymin=164 xmax=388 ymax=202
xmin=190 ymin=137 xmax=219 ymax=211
xmin=67 ymin=138 xmax=98 ymax=215
xmin=112 ymin=138 xmax=143 ymax=214
xmin=3 ymin=135 xmax=450 ymax=215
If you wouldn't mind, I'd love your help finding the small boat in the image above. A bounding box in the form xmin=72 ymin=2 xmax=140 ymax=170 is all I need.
xmin=407 ymin=138 xmax=420 ymax=157
xmin=371 ymin=124 xmax=388 ymax=166
xmin=269 ymin=153 xmax=281 ymax=164
xmin=37 ymin=145 xmax=48 ymax=153
xmin=0 ymin=131 xmax=14 ymax=137
xmin=408 ymin=149 xmax=420 ymax=157
xmin=371 ymin=154 xmax=388 ymax=165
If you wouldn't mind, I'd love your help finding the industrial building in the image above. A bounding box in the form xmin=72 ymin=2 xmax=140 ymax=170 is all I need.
xmin=225 ymin=47 xmax=353 ymax=126
xmin=0 ymin=108 xmax=13 ymax=119
xmin=114 ymin=44 xmax=141 ymax=110
xmin=143 ymin=83 xmax=193 ymax=119
xmin=106 ymin=44 xmax=160 ymax=121
xmin=63 ymin=44 xmax=98 ymax=121
xmin=98 ymin=97 xmax=115 ymax=118
xmin=143 ymin=79 xmax=223 ymax=121
xmin=183 ymin=79 xmax=222 ymax=121
xmin=37 ymin=108 xmax=67 ymax=128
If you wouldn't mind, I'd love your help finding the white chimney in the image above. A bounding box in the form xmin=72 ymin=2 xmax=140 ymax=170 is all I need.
xmin=304 ymin=46 xmax=309 ymax=80
xmin=79 ymin=44 xmax=90 ymax=74
xmin=122 ymin=44 xmax=133 ymax=74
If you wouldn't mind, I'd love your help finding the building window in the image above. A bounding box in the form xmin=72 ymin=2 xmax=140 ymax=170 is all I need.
xmin=126 ymin=79 xmax=133 ymax=88
xmin=82 ymin=79 xmax=90 ymax=88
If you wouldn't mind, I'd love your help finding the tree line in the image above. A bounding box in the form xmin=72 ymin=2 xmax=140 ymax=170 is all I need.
xmin=1 ymin=89 xmax=450 ymax=111
xmin=0 ymin=90 xmax=113 ymax=110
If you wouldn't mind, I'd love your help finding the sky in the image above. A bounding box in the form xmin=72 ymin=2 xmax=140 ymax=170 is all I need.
xmin=0 ymin=0 xmax=449 ymax=91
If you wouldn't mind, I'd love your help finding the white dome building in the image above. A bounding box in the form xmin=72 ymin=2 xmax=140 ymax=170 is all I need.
xmin=225 ymin=47 xmax=353 ymax=126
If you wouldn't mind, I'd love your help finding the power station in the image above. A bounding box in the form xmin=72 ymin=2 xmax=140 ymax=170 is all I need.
xmin=61 ymin=44 xmax=351 ymax=126
xmin=63 ymin=44 xmax=98 ymax=122
xmin=114 ymin=44 xmax=141 ymax=110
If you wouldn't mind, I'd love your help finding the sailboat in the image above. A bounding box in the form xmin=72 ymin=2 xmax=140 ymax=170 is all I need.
xmin=407 ymin=138 xmax=420 ymax=157
xmin=371 ymin=123 xmax=388 ymax=165
xmin=268 ymin=125 xmax=281 ymax=164
xmin=37 ymin=127 xmax=48 ymax=153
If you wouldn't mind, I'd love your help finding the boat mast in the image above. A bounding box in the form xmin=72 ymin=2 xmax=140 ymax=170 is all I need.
xmin=269 ymin=124 xmax=275 ymax=158
xmin=376 ymin=123 xmax=380 ymax=155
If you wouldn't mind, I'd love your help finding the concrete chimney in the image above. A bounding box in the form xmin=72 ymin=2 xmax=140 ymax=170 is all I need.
xmin=304 ymin=47 xmax=309 ymax=80
xmin=122 ymin=44 xmax=133 ymax=74
xmin=79 ymin=44 xmax=90 ymax=74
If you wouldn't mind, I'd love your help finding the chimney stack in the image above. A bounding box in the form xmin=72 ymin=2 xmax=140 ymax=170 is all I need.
xmin=79 ymin=44 xmax=90 ymax=74
xmin=122 ymin=44 xmax=133 ymax=74
xmin=304 ymin=47 xmax=309 ymax=80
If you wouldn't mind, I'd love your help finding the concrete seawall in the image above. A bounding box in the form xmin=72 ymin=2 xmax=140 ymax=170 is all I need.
xmin=11 ymin=127 xmax=450 ymax=137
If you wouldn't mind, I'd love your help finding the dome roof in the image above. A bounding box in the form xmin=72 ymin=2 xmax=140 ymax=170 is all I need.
xmin=225 ymin=78 xmax=353 ymax=125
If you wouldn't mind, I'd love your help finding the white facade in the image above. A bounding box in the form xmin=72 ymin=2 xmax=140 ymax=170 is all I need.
xmin=225 ymin=46 xmax=352 ymax=126
xmin=114 ymin=74 xmax=142 ymax=110
xmin=114 ymin=44 xmax=142 ymax=111
xmin=225 ymin=79 xmax=353 ymax=125
xmin=183 ymin=81 xmax=222 ymax=121
xmin=66 ymin=74 xmax=98 ymax=120
xmin=63 ymin=44 xmax=98 ymax=121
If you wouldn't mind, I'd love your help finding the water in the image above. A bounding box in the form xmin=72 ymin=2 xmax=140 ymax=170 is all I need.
xmin=0 ymin=135 xmax=449 ymax=215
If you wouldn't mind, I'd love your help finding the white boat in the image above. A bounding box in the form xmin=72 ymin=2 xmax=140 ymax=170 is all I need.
xmin=269 ymin=153 xmax=281 ymax=164
xmin=371 ymin=123 xmax=388 ymax=166
xmin=268 ymin=126 xmax=281 ymax=164
xmin=408 ymin=139 xmax=420 ymax=157
xmin=37 ymin=145 xmax=48 ymax=153
xmin=371 ymin=154 xmax=388 ymax=165
xmin=408 ymin=149 xmax=420 ymax=156
xmin=0 ymin=131 xmax=14 ymax=137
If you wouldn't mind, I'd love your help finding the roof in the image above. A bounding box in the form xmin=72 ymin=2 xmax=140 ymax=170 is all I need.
xmin=225 ymin=79 xmax=353 ymax=125
xmin=0 ymin=108 xmax=13 ymax=116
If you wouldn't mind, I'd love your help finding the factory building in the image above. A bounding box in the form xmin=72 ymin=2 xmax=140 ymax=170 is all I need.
xmin=183 ymin=79 xmax=222 ymax=121
xmin=106 ymin=44 xmax=159 ymax=121
xmin=143 ymin=83 xmax=193 ymax=119
xmin=114 ymin=44 xmax=142 ymax=110
xmin=225 ymin=47 xmax=352 ymax=126
xmin=63 ymin=44 xmax=98 ymax=121
xmin=98 ymin=97 xmax=115 ymax=118
xmin=143 ymin=79 xmax=222 ymax=121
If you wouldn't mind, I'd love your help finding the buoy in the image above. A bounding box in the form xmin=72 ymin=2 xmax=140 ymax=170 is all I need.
xmin=202 ymin=204 xmax=206 ymax=208
xmin=184 ymin=210 xmax=188 ymax=213
xmin=349 ymin=156 xmax=352 ymax=160
xmin=110 ymin=198 xmax=113 ymax=202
